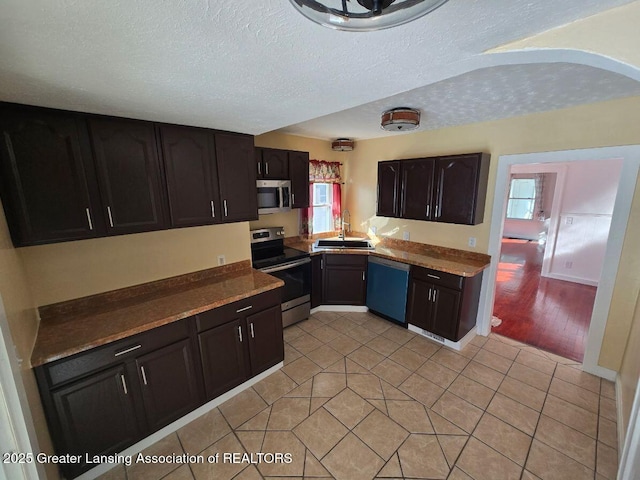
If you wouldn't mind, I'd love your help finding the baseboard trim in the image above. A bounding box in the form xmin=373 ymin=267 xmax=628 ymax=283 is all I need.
xmin=407 ymin=324 xmax=477 ymax=351
xmin=581 ymin=363 xmax=617 ymax=382
xmin=541 ymin=272 xmax=599 ymax=287
xmin=76 ymin=362 xmax=284 ymax=480
xmin=616 ymin=374 xmax=626 ymax=462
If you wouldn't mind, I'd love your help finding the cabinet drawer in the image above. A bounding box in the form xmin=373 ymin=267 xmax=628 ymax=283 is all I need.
xmin=411 ymin=266 xmax=463 ymax=290
xmin=324 ymin=254 xmax=368 ymax=267
xmin=44 ymin=319 xmax=190 ymax=388
xmin=196 ymin=288 xmax=281 ymax=333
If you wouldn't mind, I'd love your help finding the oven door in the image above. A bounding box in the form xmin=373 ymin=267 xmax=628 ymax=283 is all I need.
xmin=257 ymin=180 xmax=291 ymax=214
xmin=259 ymin=257 xmax=311 ymax=308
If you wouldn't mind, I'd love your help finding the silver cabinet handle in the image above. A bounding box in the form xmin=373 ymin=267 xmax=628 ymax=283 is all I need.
xmin=257 ymin=162 xmax=261 ymax=176
xmin=140 ymin=366 xmax=148 ymax=386
xmin=115 ymin=344 xmax=142 ymax=357
xmin=320 ymin=259 xmax=324 ymax=270
xmin=249 ymin=323 xmax=255 ymax=338
xmin=223 ymin=200 xmax=228 ymax=217
xmin=427 ymin=274 xmax=440 ymax=280
xmin=426 ymin=204 xmax=430 ymax=218
xmin=120 ymin=375 xmax=128 ymax=395
xmin=435 ymin=205 xmax=440 ymax=218
xmin=265 ymin=162 xmax=269 ymax=175
xmin=433 ymin=289 xmax=437 ymax=303
xmin=292 ymin=193 xmax=295 ymax=205
xmin=85 ymin=208 xmax=93 ymax=230
xmin=107 ymin=206 xmax=114 ymax=227
xmin=236 ymin=305 xmax=253 ymax=313
xmin=210 ymin=200 xmax=215 ymax=218
xmin=238 ymin=325 xmax=243 ymax=342
xmin=428 ymin=288 xmax=432 ymax=302
xmin=362 ymin=272 xmax=365 ymax=281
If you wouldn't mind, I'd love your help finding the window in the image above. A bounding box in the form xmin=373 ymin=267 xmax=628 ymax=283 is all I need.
xmin=506 ymin=178 xmax=536 ymax=220
xmin=312 ymin=183 xmax=333 ymax=233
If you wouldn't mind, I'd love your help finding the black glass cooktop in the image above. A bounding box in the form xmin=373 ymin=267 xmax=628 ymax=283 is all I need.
xmin=251 ymin=246 xmax=310 ymax=270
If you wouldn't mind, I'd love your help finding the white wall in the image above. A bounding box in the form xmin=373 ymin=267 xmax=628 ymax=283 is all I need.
xmin=547 ymin=159 xmax=623 ymax=285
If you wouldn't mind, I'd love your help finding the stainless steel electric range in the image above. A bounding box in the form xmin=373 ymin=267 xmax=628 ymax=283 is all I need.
xmin=250 ymin=227 xmax=311 ymax=327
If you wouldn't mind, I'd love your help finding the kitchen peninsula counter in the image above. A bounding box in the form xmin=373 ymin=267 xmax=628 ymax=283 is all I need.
xmin=31 ymin=261 xmax=283 ymax=366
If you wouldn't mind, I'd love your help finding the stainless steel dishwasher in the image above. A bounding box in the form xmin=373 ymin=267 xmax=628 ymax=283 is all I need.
xmin=365 ymin=256 xmax=410 ymax=324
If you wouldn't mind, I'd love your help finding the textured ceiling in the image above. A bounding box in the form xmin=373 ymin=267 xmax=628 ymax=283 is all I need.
xmin=0 ymin=0 xmax=637 ymax=139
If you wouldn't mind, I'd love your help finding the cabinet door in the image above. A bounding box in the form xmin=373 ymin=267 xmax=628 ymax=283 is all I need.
xmin=135 ymin=339 xmax=202 ymax=431
xmin=215 ymin=133 xmax=258 ymax=222
xmin=159 ymin=125 xmax=220 ymax=227
xmin=289 ymin=150 xmax=310 ymax=209
xmin=323 ymin=266 xmax=367 ymax=305
xmin=430 ymin=285 xmax=461 ymax=341
xmin=246 ymin=305 xmax=284 ymax=376
xmin=377 ymin=161 xmax=400 ymax=217
xmin=406 ymin=277 xmax=432 ymax=330
xmin=261 ymin=148 xmax=289 ymax=179
xmin=51 ymin=365 xmax=140 ymax=478
xmin=88 ymin=117 xmax=169 ymax=235
xmin=400 ymin=158 xmax=434 ymax=220
xmin=0 ymin=108 xmax=105 ymax=245
xmin=434 ymin=154 xmax=482 ymax=225
xmin=198 ymin=319 xmax=248 ymax=400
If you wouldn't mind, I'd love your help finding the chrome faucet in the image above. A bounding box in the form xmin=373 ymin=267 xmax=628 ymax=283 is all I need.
xmin=340 ymin=209 xmax=350 ymax=240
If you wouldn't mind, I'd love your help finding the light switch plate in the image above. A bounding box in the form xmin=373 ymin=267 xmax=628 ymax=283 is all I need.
xmin=403 ymin=231 xmax=410 ymax=241
xmin=468 ymin=237 xmax=476 ymax=247
xmin=218 ymin=255 xmax=225 ymax=266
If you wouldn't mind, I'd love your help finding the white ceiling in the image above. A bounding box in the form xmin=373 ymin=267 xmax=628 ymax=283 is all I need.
xmin=0 ymin=0 xmax=637 ymax=140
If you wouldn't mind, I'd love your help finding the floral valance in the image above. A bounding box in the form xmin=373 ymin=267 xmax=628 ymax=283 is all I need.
xmin=309 ymin=160 xmax=341 ymax=183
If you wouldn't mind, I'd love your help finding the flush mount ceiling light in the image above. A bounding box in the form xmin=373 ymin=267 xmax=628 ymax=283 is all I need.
xmin=289 ymin=0 xmax=450 ymax=32
xmin=331 ymin=138 xmax=355 ymax=151
xmin=381 ymin=107 xmax=421 ymax=131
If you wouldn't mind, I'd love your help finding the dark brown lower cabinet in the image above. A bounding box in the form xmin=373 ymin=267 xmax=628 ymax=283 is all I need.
xmin=135 ymin=339 xmax=202 ymax=431
xmin=406 ymin=266 xmax=483 ymax=342
xmin=322 ymin=254 xmax=367 ymax=305
xmin=311 ymin=255 xmax=323 ymax=308
xmin=197 ymin=289 xmax=284 ymax=401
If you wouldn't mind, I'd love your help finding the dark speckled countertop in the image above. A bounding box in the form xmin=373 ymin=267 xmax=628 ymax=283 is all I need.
xmin=31 ymin=260 xmax=283 ymax=367
xmin=286 ymin=235 xmax=490 ymax=277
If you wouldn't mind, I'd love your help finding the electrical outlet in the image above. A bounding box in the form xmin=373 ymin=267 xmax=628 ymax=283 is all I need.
xmin=403 ymin=231 xmax=410 ymax=241
xmin=371 ymin=225 xmax=377 ymax=234
xmin=566 ymin=217 xmax=574 ymax=225
xmin=468 ymin=237 xmax=476 ymax=247
xmin=217 ymin=255 xmax=226 ymax=266
xmin=565 ymin=261 xmax=573 ymax=269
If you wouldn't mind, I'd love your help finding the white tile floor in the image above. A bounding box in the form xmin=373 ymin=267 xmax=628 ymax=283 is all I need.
xmin=99 ymin=310 xmax=618 ymax=480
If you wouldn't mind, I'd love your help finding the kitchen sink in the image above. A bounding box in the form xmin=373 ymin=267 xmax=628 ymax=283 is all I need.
xmin=314 ymin=238 xmax=375 ymax=249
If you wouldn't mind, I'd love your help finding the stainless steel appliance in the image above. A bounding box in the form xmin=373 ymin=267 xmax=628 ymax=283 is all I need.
xmin=250 ymin=227 xmax=311 ymax=327
xmin=257 ymin=180 xmax=291 ymax=215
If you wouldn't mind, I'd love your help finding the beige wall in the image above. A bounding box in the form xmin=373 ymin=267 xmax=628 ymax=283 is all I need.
xmin=18 ymin=222 xmax=251 ymax=307
xmin=251 ymin=132 xmax=351 ymax=236
xmin=346 ymin=96 xmax=640 ymax=373
xmin=0 ymin=199 xmax=58 ymax=479
xmin=619 ymin=292 xmax=640 ymax=438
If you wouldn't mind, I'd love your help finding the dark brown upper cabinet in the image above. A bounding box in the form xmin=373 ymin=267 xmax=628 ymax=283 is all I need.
xmin=158 ymin=125 xmax=221 ymax=228
xmin=289 ymin=150 xmax=310 ymax=209
xmin=376 ymin=161 xmax=401 ymax=217
xmin=215 ymin=133 xmax=258 ymax=222
xmin=400 ymin=158 xmax=435 ymax=220
xmin=256 ymin=147 xmax=288 ymax=179
xmin=0 ymin=106 xmax=106 ymax=246
xmin=434 ymin=154 xmax=490 ymax=225
xmin=87 ymin=117 xmax=169 ymax=235
xmin=376 ymin=153 xmax=490 ymax=225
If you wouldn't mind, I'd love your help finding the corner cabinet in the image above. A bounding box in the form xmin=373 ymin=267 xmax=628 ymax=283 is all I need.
xmin=321 ymin=254 xmax=368 ymax=305
xmin=0 ymin=106 xmax=106 ymax=246
xmin=376 ymin=153 xmax=490 ymax=225
xmin=406 ymin=266 xmax=483 ymax=342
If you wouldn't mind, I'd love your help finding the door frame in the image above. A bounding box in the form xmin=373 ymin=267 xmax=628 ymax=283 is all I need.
xmin=0 ymin=295 xmax=43 ymax=480
xmin=477 ymin=145 xmax=640 ymax=380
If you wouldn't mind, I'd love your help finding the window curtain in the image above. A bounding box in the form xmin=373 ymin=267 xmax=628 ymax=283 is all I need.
xmin=300 ymin=160 xmax=342 ymax=236
xmin=534 ymin=173 xmax=545 ymax=219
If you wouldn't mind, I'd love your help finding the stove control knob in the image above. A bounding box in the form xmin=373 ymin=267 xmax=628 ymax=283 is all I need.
xmin=278 ymin=230 xmax=284 ymax=236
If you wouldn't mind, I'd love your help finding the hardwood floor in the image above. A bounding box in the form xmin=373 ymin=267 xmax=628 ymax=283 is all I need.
xmin=492 ymin=238 xmax=596 ymax=362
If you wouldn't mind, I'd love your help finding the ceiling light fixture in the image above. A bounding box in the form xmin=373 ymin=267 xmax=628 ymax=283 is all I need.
xmin=289 ymin=0 xmax=449 ymax=32
xmin=381 ymin=107 xmax=421 ymax=131
xmin=331 ymin=138 xmax=355 ymax=151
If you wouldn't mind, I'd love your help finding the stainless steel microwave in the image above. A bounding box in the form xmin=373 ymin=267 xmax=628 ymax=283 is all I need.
xmin=257 ymin=180 xmax=291 ymax=214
